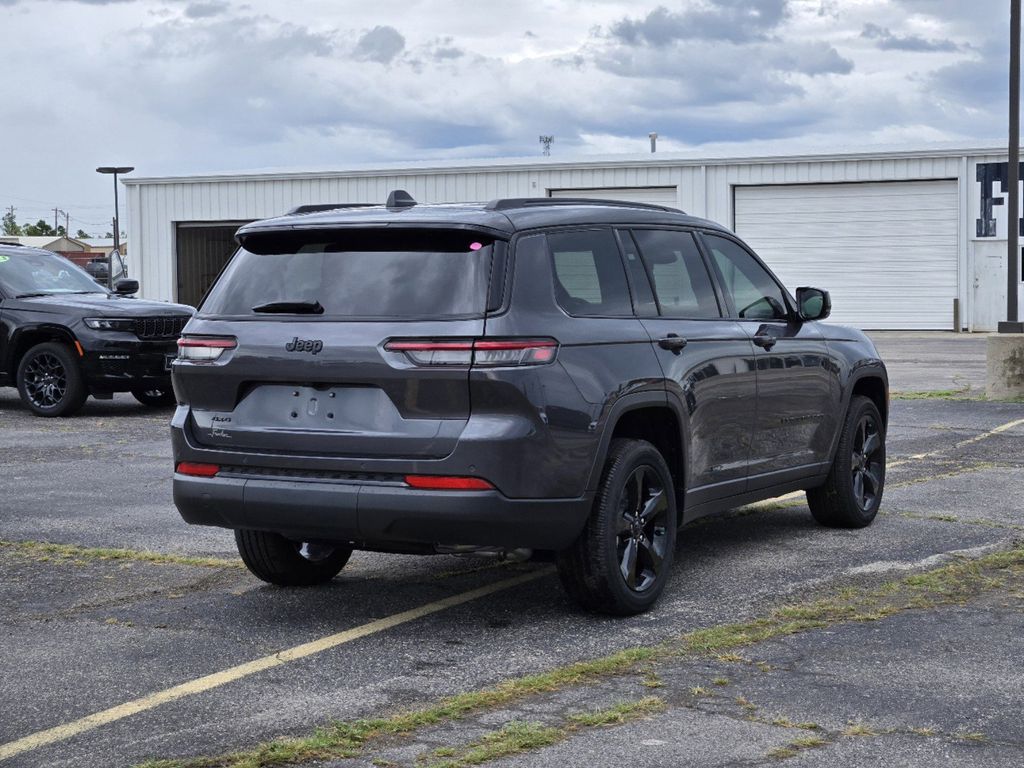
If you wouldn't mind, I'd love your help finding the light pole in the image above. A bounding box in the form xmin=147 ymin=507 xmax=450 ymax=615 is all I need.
xmin=1003 ymin=0 xmax=1023 ymax=333
xmin=95 ymin=166 xmax=134 ymax=290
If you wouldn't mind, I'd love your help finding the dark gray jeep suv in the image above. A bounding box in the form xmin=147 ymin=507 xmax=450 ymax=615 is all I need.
xmin=171 ymin=193 xmax=888 ymax=614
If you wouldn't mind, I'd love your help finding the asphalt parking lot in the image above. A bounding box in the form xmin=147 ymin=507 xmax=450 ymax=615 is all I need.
xmin=1 ymin=333 xmax=1022 ymax=767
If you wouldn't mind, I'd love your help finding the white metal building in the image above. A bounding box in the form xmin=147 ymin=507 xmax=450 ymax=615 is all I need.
xmin=125 ymin=142 xmax=1024 ymax=331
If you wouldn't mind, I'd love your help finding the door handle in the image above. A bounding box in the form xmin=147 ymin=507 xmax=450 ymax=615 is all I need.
xmin=752 ymin=333 xmax=777 ymax=351
xmin=657 ymin=334 xmax=688 ymax=353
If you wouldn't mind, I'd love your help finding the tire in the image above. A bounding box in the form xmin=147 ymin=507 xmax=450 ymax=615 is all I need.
xmin=234 ymin=529 xmax=352 ymax=586
xmin=131 ymin=387 xmax=177 ymax=407
xmin=16 ymin=342 xmax=88 ymax=417
xmin=807 ymin=395 xmax=886 ymax=528
xmin=556 ymin=439 xmax=677 ymax=615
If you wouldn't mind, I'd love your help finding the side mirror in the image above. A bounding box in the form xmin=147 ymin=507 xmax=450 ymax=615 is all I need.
xmin=114 ymin=279 xmax=139 ymax=296
xmin=796 ymin=287 xmax=830 ymax=321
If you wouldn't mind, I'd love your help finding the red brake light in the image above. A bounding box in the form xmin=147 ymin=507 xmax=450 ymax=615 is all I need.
xmin=176 ymin=462 xmax=221 ymax=477
xmin=405 ymin=475 xmax=494 ymax=490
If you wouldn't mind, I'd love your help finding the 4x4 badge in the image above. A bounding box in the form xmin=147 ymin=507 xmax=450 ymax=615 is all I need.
xmin=285 ymin=337 xmax=323 ymax=355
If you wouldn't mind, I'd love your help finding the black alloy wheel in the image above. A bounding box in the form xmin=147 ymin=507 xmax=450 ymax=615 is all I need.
xmin=850 ymin=412 xmax=884 ymax=512
xmin=557 ymin=438 xmax=677 ymax=615
xmin=16 ymin=342 xmax=88 ymax=417
xmin=807 ymin=395 xmax=886 ymax=528
xmin=616 ymin=465 xmax=671 ymax=593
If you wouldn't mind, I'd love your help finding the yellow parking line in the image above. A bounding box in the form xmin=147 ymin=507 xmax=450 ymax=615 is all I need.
xmin=0 ymin=567 xmax=551 ymax=762
xmin=889 ymin=416 xmax=1024 ymax=468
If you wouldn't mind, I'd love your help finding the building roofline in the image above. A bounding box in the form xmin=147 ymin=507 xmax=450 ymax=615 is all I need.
xmin=122 ymin=140 xmax=1015 ymax=187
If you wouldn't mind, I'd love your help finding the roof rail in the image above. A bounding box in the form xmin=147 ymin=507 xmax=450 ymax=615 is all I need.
xmin=484 ymin=197 xmax=683 ymax=213
xmin=286 ymin=203 xmax=377 ymax=215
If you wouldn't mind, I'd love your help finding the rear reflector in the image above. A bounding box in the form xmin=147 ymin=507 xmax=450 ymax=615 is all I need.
xmin=176 ymin=462 xmax=221 ymax=477
xmin=385 ymin=338 xmax=557 ymax=367
xmin=177 ymin=336 xmax=237 ymax=362
xmin=405 ymin=475 xmax=494 ymax=490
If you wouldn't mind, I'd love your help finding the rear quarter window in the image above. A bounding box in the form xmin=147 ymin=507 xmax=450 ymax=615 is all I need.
xmin=200 ymin=229 xmax=497 ymax=319
xmin=547 ymin=229 xmax=633 ymax=317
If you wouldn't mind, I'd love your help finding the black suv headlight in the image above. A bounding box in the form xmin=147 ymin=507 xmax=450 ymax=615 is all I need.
xmin=84 ymin=318 xmax=136 ymax=331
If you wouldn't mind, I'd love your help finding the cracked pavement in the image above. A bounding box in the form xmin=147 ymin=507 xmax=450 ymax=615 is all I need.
xmin=1 ymin=334 xmax=1023 ymax=767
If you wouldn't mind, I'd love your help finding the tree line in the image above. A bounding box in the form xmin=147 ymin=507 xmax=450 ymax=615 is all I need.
xmin=3 ymin=207 xmax=107 ymax=240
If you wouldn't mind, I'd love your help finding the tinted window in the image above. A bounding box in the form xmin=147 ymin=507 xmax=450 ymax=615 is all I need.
xmin=703 ymin=234 xmax=789 ymax=320
xmin=547 ymin=230 xmax=633 ymax=317
xmin=200 ymin=229 xmax=493 ymax=318
xmin=632 ymin=230 xmax=720 ymax=319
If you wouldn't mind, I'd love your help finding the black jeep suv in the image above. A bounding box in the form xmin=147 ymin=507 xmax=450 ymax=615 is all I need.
xmin=171 ymin=193 xmax=888 ymax=614
xmin=0 ymin=244 xmax=194 ymax=416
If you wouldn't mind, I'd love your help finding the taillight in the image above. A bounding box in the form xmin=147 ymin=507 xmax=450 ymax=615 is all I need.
xmin=473 ymin=339 xmax=557 ymax=366
xmin=405 ymin=475 xmax=494 ymax=490
xmin=177 ymin=336 xmax=237 ymax=362
xmin=384 ymin=340 xmax=474 ymax=366
xmin=385 ymin=338 xmax=558 ymax=367
xmin=176 ymin=462 xmax=220 ymax=477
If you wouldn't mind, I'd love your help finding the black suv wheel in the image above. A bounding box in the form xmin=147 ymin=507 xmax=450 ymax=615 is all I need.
xmin=16 ymin=342 xmax=88 ymax=417
xmin=557 ymin=439 xmax=676 ymax=615
xmin=234 ymin=529 xmax=353 ymax=586
xmin=807 ymin=395 xmax=886 ymax=528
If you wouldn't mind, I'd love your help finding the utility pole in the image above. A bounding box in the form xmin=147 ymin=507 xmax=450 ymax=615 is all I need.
xmin=1003 ymin=0 xmax=1023 ymax=332
xmin=53 ymin=207 xmax=60 ymax=233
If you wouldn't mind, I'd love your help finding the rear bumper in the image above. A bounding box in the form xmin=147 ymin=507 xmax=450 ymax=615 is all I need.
xmin=173 ymin=474 xmax=592 ymax=551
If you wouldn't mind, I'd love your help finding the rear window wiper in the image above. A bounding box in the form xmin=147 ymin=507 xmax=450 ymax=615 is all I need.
xmin=251 ymin=300 xmax=324 ymax=314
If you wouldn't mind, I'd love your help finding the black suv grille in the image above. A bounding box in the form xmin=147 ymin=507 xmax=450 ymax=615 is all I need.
xmin=135 ymin=316 xmax=188 ymax=340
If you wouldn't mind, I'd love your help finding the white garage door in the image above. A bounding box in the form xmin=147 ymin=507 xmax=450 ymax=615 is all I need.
xmin=734 ymin=181 xmax=959 ymax=330
xmin=550 ymin=186 xmax=678 ymax=208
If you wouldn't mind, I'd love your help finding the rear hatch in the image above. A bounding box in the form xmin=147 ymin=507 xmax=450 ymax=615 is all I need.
xmin=174 ymin=227 xmax=503 ymax=460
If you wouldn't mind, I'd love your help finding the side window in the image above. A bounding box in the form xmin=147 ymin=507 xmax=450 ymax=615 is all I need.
xmin=547 ymin=230 xmax=633 ymax=317
xmin=632 ymin=229 xmax=720 ymax=319
xmin=703 ymin=234 xmax=789 ymax=320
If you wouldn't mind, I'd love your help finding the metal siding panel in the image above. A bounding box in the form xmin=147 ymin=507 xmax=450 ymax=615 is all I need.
xmin=735 ymin=181 xmax=960 ymax=330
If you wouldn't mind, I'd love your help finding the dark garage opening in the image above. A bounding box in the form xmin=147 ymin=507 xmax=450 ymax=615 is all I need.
xmin=175 ymin=222 xmax=250 ymax=307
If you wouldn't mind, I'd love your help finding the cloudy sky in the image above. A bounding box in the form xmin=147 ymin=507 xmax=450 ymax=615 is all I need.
xmin=0 ymin=0 xmax=1014 ymax=234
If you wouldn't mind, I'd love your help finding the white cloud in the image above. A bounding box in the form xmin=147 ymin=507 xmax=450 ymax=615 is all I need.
xmin=0 ymin=0 xmax=1013 ymax=229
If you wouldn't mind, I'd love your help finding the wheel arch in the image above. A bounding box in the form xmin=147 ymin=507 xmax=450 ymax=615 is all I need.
xmin=7 ymin=325 xmax=80 ymax=379
xmin=585 ymin=393 xmax=688 ymax=523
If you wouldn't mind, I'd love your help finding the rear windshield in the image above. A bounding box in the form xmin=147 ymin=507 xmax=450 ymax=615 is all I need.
xmin=200 ymin=229 xmax=496 ymax=319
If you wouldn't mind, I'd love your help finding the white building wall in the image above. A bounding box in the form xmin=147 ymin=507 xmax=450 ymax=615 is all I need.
xmin=127 ymin=147 xmax=1019 ymax=330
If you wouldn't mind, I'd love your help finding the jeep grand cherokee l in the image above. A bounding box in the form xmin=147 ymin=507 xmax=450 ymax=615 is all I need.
xmin=0 ymin=244 xmax=194 ymax=416
xmin=171 ymin=193 xmax=888 ymax=615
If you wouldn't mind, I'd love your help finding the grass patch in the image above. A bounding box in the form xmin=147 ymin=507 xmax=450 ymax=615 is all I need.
xmin=566 ymin=696 xmax=665 ymax=728
xmin=0 ymin=539 xmax=241 ymax=569
xmin=422 ymin=698 xmax=665 ymax=768
xmin=137 ymin=547 xmax=1024 ymax=768
xmin=770 ymin=717 xmax=821 ymax=731
xmin=843 ymin=721 xmax=876 ymax=737
xmin=767 ymin=733 xmax=829 ymax=760
xmin=890 ymin=389 xmax=975 ymax=400
xmin=424 ymin=721 xmax=563 ymax=768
